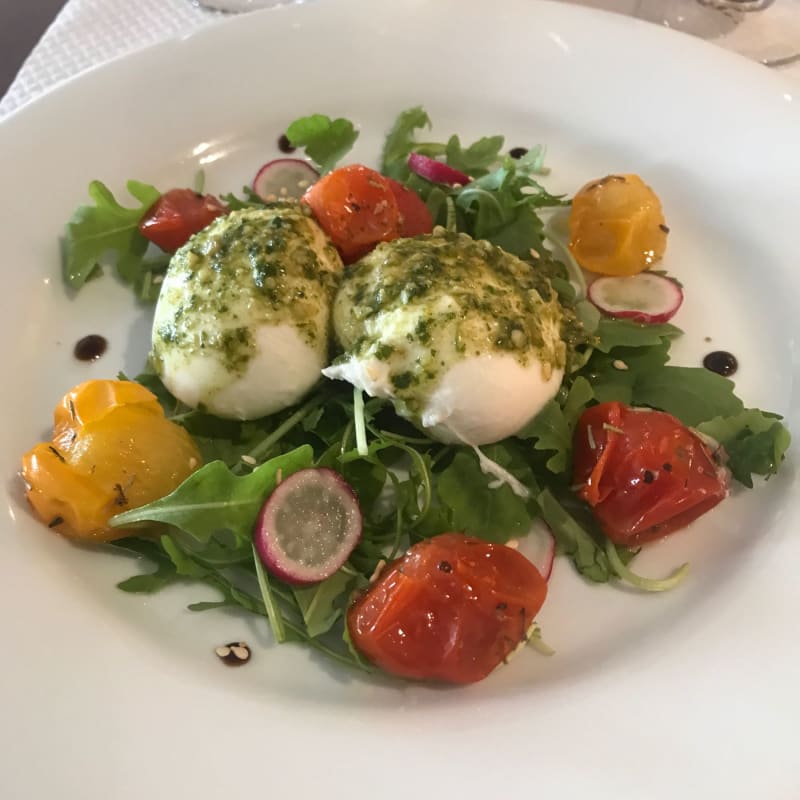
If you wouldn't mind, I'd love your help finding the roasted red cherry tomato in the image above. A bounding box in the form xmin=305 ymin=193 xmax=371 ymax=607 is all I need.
xmin=347 ymin=532 xmax=548 ymax=684
xmin=384 ymin=178 xmax=434 ymax=237
xmin=139 ymin=188 xmax=228 ymax=253
xmin=301 ymin=164 xmax=401 ymax=263
xmin=573 ymin=401 xmax=728 ymax=546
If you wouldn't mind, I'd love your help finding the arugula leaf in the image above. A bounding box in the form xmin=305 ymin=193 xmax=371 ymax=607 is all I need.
xmin=632 ymin=366 xmax=744 ymax=427
xmin=536 ymin=488 xmax=611 ymax=582
xmin=220 ymin=185 xmax=268 ymax=211
xmin=698 ymin=409 xmax=791 ymax=487
xmin=436 ymin=447 xmax=534 ymax=542
xmin=109 ymin=446 xmax=314 ymax=542
xmin=292 ymin=569 xmax=355 ymax=638
xmin=380 ymin=106 xmax=434 ymax=179
xmin=63 ymin=179 xmax=161 ymax=291
xmin=518 ymin=377 xmax=594 ymax=473
xmin=584 ymin=339 xmax=671 ymax=404
xmin=444 ymin=134 xmax=504 ymax=177
xmin=286 ymin=114 xmax=359 ymax=174
xmin=594 ymin=319 xmax=682 ymax=353
xmin=111 ymin=537 xmax=181 ymax=593
xmin=160 ymin=535 xmax=212 ymax=578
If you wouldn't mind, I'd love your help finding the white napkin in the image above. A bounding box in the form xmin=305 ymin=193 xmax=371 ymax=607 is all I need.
xmin=0 ymin=0 xmax=221 ymax=118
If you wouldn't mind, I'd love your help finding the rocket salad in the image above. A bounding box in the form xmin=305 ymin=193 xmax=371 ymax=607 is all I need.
xmin=20 ymin=107 xmax=790 ymax=683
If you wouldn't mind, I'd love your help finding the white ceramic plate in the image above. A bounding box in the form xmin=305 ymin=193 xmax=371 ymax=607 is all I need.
xmin=1 ymin=1 xmax=798 ymax=797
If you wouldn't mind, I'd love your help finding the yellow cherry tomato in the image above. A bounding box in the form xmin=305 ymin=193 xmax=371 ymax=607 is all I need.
xmin=568 ymin=174 xmax=668 ymax=276
xmin=21 ymin=379 xmax=202 ymax=542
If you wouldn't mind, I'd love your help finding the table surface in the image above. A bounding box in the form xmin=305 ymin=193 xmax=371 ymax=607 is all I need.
xmin=0 ymin=0 xmax=67 ymax=98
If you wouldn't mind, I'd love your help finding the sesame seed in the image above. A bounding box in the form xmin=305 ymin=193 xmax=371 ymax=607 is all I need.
xmin=612 ymin=359 xmax=629 ymax=371
xmin=240 ymin=454 xmax=257 ymax=466
xmin=279 ymin=187 xmax=288 ymax=197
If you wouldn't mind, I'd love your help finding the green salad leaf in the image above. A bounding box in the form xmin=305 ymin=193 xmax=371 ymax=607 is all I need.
xmin=63 ymin=179 xmax=161 ymax=293
xmin=380 ymin=105 xmax=436 ymax=179
xmin=286 ymin=114 xmax=359 ymax=174
xmin=436 ymin=448 xmax=535 ymax=542
xmin=698 ymin=409 xmax=791 ymax=487
xmin=292 ymin=569 xmax=355 ymax=638
xmin=518 ymin=377 xmax=594 ymax=473
xmin=110 ymin=446 xmax=314 ymax=542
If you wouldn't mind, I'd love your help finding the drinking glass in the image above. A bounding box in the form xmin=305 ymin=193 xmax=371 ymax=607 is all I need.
xmin=631 ymin=0 xmax=800 ymax=66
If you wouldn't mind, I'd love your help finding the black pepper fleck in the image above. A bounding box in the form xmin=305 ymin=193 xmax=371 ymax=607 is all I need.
xmin=643 ymin=470 xmax=655 ymax=484
xmin=438 ymin=560 xmax=453 ymax=573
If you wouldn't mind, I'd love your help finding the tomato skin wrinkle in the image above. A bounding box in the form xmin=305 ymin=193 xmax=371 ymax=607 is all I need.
xmin=347 ymin=532 xmax=547 ymax=684
xmin=139 ymin=188 xmax=227 ymax=253
xmin=572 ymin=402 xmax=728 ymax=546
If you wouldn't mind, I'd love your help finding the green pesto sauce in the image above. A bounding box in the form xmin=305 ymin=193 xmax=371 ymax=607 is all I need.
xmin=331 ymin=231 xmax=573 ymax=411
xmin=151 ymin=203 xmax=342 ymax=378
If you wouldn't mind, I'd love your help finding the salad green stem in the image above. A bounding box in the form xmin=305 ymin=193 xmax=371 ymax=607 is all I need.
xmin=353 ymin=387 xmax=369 ymax=456
xmin=604 ymin=539 xmax=689 ymax=592
xmin=282 ymin=619 xmax=372 ymax=672
xmin=252 ymin=544 xmax=287 ymax=643
xmin=240 ymin=393 xmax=326 ymax=469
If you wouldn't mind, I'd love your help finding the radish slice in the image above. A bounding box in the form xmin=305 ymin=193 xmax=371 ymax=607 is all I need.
xmin=408 ymin=152 xmax=470 ymax=186
xmin=515 ymin=520 xmax=556 ymax=581
xmin=254 ymin=468 xmax=362 ymax=585
xmin=252 ymin=158 xmax=320 ymax=201
xmin=587 ymin=273 xmax=684 ymax=324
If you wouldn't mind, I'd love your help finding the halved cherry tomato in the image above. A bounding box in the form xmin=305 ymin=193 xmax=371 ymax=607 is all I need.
xmin=301 ymin=164 xmax=401 ymax=263
xmin=384 ymin=178 xmax=434 ymax=237
xmin=573 ymin=401 xmax=728 ymax=546
xmin=347 ymin=532 xmax=548 ymax=684
xmin=139 ymin=188 xmax=228 ymax=253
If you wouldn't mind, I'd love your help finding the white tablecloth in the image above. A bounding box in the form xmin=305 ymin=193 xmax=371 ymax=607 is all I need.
xmin=1 ymin=0 xmax=798 ymax=119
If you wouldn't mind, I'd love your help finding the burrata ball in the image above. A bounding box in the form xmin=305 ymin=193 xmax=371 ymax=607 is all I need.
xmin=151 ymin=203 xmax=343 ymax=420
xmin=323 ymin=230 xmax=568 ymax=445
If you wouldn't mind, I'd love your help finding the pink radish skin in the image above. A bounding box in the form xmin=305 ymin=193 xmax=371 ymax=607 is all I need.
xmin=515 ymin=521 xmax=556 ymax=582
xmin=587 ymin=273 xmax=684 ymax=324
xmin=252 ymin=158 xmax=320 ymax=202
xmin=254 ymin=468 xmax=362 ymax=586
xmin=408 ymin=152 xmax=470 ymax=186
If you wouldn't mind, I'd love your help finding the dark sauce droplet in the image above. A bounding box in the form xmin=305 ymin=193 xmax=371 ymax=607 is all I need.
xmin=73 ymin=334 xmax=107 ymax=362
xmin=277 ymin=133 xmax=296 ymax=154
xmin=703 ymin=350 xmax=738 ymax=377
xmin=215 ymin=641 xmax=251 ymax=667
xmin=509 ymin=147 xmax=528 ymax=159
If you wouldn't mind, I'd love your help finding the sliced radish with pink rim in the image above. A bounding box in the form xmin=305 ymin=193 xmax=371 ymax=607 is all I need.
xmin=515 ymin=520 xmax=556 ymax=581
xmin=252 ymin=158 xmax=320 ymax=201
xmin=587 ymin=272 xmax=684 ymax=324
xmin=254 ymin=467 xmax=362 ymax=585
xmin=408 ymin=152 xmax=470 ymax=186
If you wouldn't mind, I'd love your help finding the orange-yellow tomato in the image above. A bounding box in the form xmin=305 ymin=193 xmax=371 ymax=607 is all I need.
xmin=568 ymin=174 xmax=668 ymax=276
xmin=21 ymin=379 xmax=202 ymax=542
